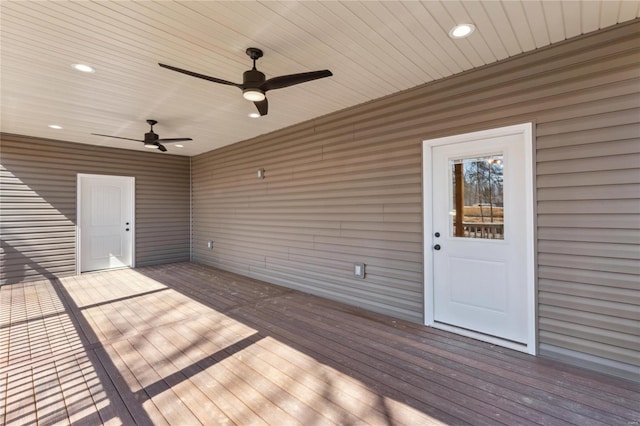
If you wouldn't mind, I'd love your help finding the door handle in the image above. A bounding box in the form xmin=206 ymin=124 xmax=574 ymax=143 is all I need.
xmin=125 ymin=228 xmax=130 ymax=231
xmin=433 ymin=244 xmax=441 ymax=250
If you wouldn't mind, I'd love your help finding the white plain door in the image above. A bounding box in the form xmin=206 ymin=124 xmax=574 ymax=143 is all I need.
xmin=78 ymin=174 xmax=134 ymax=273
xmin=423 ymin=123 xmax=535 ymax=354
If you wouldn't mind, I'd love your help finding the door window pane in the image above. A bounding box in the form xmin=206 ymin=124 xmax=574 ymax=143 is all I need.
xmin=450 ymin=155 xmax=504 ymax=239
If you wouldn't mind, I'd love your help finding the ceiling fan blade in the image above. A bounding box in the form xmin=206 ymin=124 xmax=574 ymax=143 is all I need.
xmin=254 ymin=98 xmax=268 ymax=116
xmin=157 ymin=138 xmax=193 ymax=143
xmin=159 ymin=63 xmax=241 ymax=87
xmin=157 ymin=144 xmax=168 ymax=152
xmin=261 ymin=70 xmax=333 ymax=92
xmin=91 ymin=133 xmax=143 ymax=142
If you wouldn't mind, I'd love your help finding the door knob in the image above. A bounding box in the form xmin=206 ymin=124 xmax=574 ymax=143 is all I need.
xmin=433 ymin=244 xmax=441 ymax=250
xmin=125 ymin=228 xmax=130 ymax=231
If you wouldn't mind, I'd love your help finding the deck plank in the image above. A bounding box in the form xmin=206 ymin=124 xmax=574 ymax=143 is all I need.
xmin=112 ymin=338 xmax=200 ymax=425
xmin=156 ymin=323 xmax=267 ymax=426
xmin=95 ymin=345 xmax=166 ymax=426
xmin=2 ymin=262 xmax=639 ymax=425
xmin=5 ymin=285 xmax=42 ymax=426
xmin=73 ymin=351 xmax=135 ymax=426
xmin=271 ymin=293 xmax=634 ymax=425
xmin=31 ymin=282 xmax=69 ymax=426
xmin=187 ymin=313 xmax=429 ymax=425
xmin=233 ymin=299 xmax=524 ymax=425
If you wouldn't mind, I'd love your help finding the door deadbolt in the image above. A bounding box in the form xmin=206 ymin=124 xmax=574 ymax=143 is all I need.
xmin=434 ymin=232 xmax=440 ymax=238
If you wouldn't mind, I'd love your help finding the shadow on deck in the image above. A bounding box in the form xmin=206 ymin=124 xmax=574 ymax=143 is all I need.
xmin=2 ymin=262 xmax=639 ymax=425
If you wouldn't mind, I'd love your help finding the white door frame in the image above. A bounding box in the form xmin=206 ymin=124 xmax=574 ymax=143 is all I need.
xmin=422 ymin=123 xmax=536 ymax=354
xmin=76 ymin=173 xmax=135 ymax=275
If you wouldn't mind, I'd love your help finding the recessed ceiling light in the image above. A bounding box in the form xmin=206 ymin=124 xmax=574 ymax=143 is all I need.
xmin=248 ymin=112 xmax=261 ymax=118
xmin=72 ymin=63 xmax=95 ymax=73
xmin=175 ymin=144 xmax=184 ymax=148
xmin=48 ymin=124 xmax=63 ymax=129
xmin=449 ymin=24 xmax=475 ymax=39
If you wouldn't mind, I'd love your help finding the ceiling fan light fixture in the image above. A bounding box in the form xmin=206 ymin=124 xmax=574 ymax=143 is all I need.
xmin=449 ymin=24 xmax=475 ymax=39
xmin=248 ymin=112 xmax=260 ymax=118
xmin=243 ymin=89 xmax=265 ymax=102
xmin=144 ymin=141 xmax=158 ymax=149
xmin=48 ymin=124 xmax=63 ymax=129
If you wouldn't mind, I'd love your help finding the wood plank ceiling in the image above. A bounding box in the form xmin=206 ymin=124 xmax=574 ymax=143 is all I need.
xmin=1 ymin=1 xmax=638 ymax=156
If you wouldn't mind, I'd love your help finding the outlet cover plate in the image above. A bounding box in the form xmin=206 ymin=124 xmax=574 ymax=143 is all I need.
xmin=354 ymin=262 xmax=365 ymax=279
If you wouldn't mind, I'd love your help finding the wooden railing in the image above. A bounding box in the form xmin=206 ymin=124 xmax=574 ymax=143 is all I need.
xmin=460 ymin=222 xmax=504 ymax=239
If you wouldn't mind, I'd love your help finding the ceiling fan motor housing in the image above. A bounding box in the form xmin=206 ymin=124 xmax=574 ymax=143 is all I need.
xmin=243 ymin=69 xmax=265 ymax=88
xmin=144 ymin=131 xmax=159 ymax=142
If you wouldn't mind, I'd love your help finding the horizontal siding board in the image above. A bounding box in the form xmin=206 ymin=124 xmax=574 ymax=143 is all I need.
xmin=536 ymin=153 xmax=640 ymax=175
xmin=538 ymin=292 xmax=640 ymax=320
xmin=339 ymin=228 xmax=422 ymax=243
xmin=540 ymin=318 xmax=640 ymax=351
xmin=536 ymin=108 xmax=640 ymax=136
xmin=288 ymin=248 xmax=422 ymax=273
xmin=0 ymin=134 xmax=190 ymax=284
xmin=535 ymin=123 xmax=640 ymax=150
xmin=212 ymin=237 xmax=312 ymax=254
xmin=539 ymin=331 xmax=639 ymax=366
xmin=348 ymin=64 xmax=640 ymax=140
xmin=538 ymin=240 xmax=640 ymax=259
xmin=188 ymin=22 xmax=640 ymax=375
xmin=262 ymin=258 xmax=422 ymax=301
xmin=539 ymin=278 xmax=640 ymax=305
xmin=536 ymin=139 xmax=640 ymax=162
xmin=537 ymin=199 xmax=640 ymax=214
xmin=536 ymin=228 xmax=640 ymax=244
xmin=538 ymin=253 xmax=640 ymax=275
xmin=312 ymin=243 xmax=421 ymax=263
xmin=537 ymin=169 xmax=640 ymax=188
xmin=537 ymin=184 xmax=640 ymax=200
xmin=247 ymin=194 xmax=422 ymax=208
xmin=535 ymin=88 xmax=640 ymax=124
xmin=539 ymin=305 xmax=640 ymax=336
xmin=537 ymin=214 xmax=639 ymax=228
xmin=539 ymin=266 xmax=639 ymax=290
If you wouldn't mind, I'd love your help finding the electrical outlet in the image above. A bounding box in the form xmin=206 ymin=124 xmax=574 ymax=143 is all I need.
xmin=207 ymin=241 xmax=214 ymax=249
xmin=354 ymin=263 xmax=365 ymax=279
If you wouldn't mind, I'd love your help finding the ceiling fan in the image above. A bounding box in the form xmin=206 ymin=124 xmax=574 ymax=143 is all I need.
xmin=159 ymin=47 xmax=332 ymax=116
xmin=92 ymin=119 xmax=192 ymax=152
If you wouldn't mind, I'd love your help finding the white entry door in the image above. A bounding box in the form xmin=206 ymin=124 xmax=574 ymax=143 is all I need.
xmin=78 ymin=174 xmax=134 ymax=273
xmin=423 ymin=123 xmax=535 ymax=354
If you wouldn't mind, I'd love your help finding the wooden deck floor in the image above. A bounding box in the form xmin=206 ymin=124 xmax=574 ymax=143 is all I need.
xmin=1 ymin=262 xmax=639 ymax=425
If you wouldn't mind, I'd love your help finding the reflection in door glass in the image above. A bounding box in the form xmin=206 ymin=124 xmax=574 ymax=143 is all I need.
xmin=450 ymin=155 xmax=504 ymax=239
